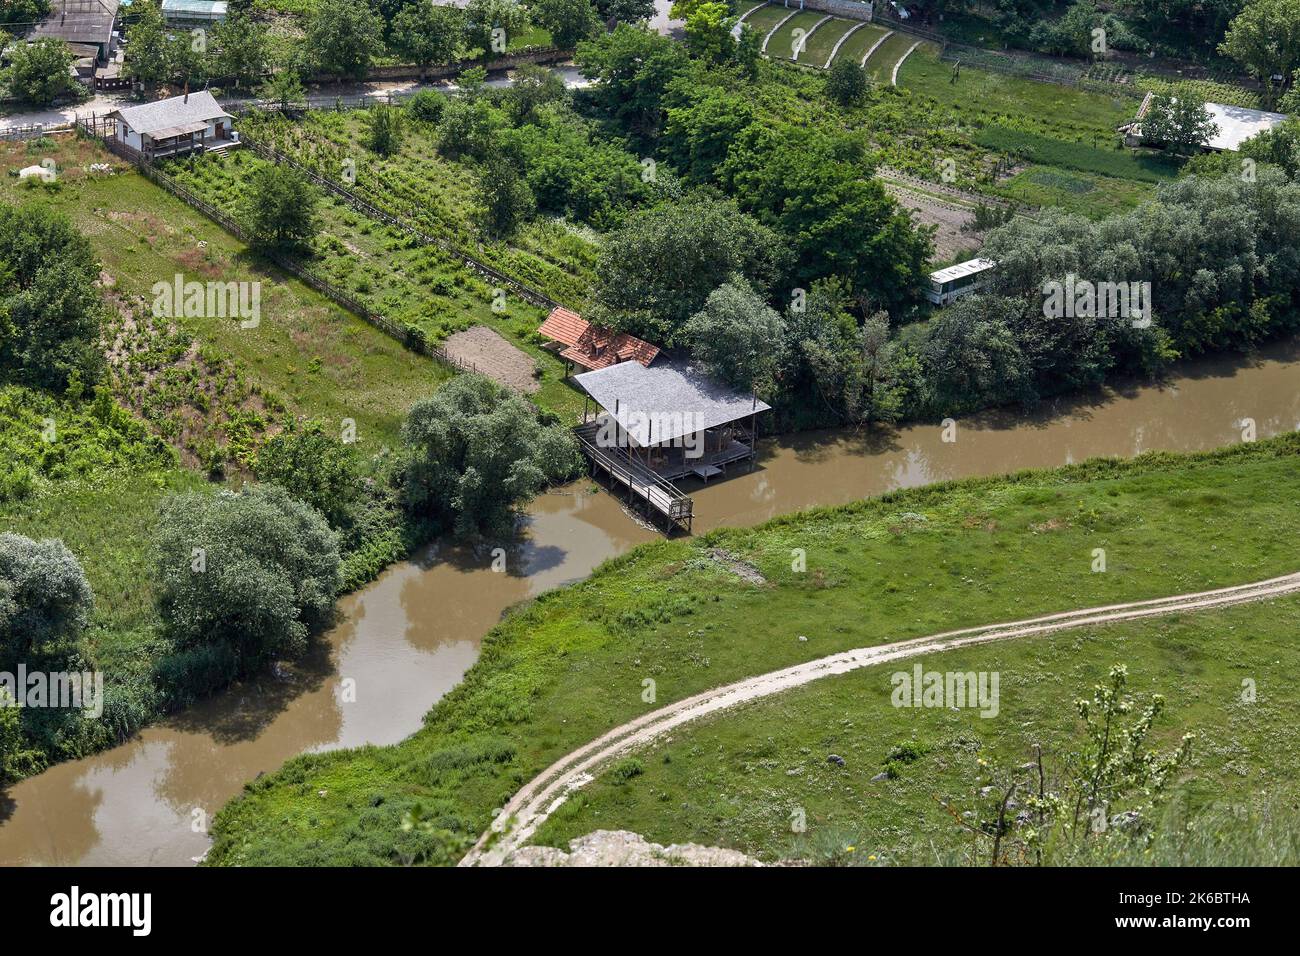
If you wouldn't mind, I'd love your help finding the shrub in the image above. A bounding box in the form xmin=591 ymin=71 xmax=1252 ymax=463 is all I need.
xmin=153 ymin=484 xmax=342 ymax=676
xmin=0 ymin=533 xmax=94 ymax=669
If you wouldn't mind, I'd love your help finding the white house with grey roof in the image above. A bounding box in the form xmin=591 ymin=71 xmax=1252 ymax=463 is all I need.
xmin=105 ymin=91 xmax=238 ymax=159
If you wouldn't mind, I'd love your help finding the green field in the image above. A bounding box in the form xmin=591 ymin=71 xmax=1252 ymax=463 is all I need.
xmin=208 ymin=433 xmax=1300 ymax=866
xmin=829 ymin=22 xmax=890 ymax=67
xmin=535 ymin=593 xmax=1300 ymax=863
xmin=0 ymin=137 xmax=448 ymax=451
xmin=236 ymin=111 xmax=598 ymax=306
xmin=863 ymin=31 xmax=915 ymax=83
xmin=896 ymin=47 xmax=1137 ymax=143
xmin=746 ymin=3 xmax=793 ymax=41
xmin=767 ymin=10 xmax=826 ymax=62
xmin=799 ymin=16 xmax=857 ymax=68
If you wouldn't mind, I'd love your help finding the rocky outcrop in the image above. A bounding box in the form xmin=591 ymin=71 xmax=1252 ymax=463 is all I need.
xmin=503 ymin=830 xmax=762 ymax=867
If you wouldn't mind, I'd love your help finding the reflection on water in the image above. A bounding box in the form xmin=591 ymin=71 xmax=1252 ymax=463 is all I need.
xmin=2 ymin=340 xmax=1298 ymax=866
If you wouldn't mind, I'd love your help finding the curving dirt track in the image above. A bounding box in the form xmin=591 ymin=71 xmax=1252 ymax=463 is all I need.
xmin=461 ymin=571 xmax=1300 ymax=866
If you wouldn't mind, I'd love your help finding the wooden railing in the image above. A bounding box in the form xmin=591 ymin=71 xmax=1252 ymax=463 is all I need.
xmin=79 ymin=120 xmax=481 ymax=378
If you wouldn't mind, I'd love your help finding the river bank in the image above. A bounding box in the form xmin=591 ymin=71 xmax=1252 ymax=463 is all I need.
xmin=2 ymin=338 xmax=1299 ymax=865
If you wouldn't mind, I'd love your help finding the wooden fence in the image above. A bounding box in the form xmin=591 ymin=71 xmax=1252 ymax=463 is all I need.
xmin=79 ymin=120 xmax=481 ymax=377
xmin=235 ymin=131 xmax=563 ymax=312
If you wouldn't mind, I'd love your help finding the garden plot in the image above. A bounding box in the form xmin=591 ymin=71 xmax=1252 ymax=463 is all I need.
xmin=799 ymin=16 xmax=858 ymax=68
xmin=766 ymin=10 xmax=825 ymax=61
xmin=237 ymin=112 xmax=597 ymax=306
xmin=826 ymin=21 xmax=889 ymax=67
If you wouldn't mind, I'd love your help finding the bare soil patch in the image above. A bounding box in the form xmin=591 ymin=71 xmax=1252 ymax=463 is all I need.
xmin=443 ymin=325 xmax=540 ymax=394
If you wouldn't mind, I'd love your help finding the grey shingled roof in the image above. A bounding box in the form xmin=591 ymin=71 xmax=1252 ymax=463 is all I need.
xmin=574 ymin=361 xmax=771 ymax=447
xmin=30 ymin=0 xmax=120 ymax=47
xmin=108 ymin=91 xmax=230 ymax=136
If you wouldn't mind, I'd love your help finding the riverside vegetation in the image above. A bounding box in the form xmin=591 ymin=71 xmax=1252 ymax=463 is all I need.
xmin=207 ymin=433 xmax=1300 ymax=865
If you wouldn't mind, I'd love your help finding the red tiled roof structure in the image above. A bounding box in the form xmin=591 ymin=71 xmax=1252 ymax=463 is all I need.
xmin=537 ymin=307 xmax=660 ymax=371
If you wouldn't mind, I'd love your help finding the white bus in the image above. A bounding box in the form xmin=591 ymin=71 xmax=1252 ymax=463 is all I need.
xmin=926 ymin=258 xmax=997 ymax=306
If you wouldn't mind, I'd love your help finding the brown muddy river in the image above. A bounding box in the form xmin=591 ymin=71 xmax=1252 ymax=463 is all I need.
xmin=2 ymin=340 xmax=1298 ymax=866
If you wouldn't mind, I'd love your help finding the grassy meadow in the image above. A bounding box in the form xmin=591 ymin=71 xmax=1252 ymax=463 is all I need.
xmin=207 ymin=433 xmax=1300 ymax=866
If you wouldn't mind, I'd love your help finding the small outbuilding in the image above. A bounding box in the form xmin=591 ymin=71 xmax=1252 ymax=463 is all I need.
xmin=537 ymin=306 xmax=660 ymax=374
xmin=105 ymin=91 xmax=238 ymax=159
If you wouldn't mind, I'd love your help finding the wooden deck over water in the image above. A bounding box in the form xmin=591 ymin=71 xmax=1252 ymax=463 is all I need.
xmin=574 ymin=421 xmax=695 ymax=532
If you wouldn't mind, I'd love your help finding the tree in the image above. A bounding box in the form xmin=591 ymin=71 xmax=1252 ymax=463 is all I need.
xmin=733 ymin=21 xmax=762 ymax=79
xmin=406 ymin=89 xmax=448 ymax=123
xmin=682 ymin=279 xmax=785 ymax=392
xmin=475 ymin=158 xmax=536 ymax=236
xmin=722 ymin=125 xmax=932 ymax=313
xmin=436 ymin=96 xmax=501 ymax=159
xmin=0 ymin=203 xmax=106 ymax=392
xmin=0 ymin=533 xmax=93 ymax=669
xmin=253 ymin=422 xmax=365 ymax=533
xmin=825 ymin=55 xmax=869 ymax=108
xmin=1140 ymin=89 xmax=1218 ymax=154
xmin=154 ymin=485 xmax=341 ymax=674
xmin=366 ymin=103 xmax=404 ymax=156
xmin=586 ymin=197 xmax=789 ymax=343
xmin=124 ymin=0 xmax=171 ymax=87
xmin=463 ymin=0 xmax=529 ymax=58
xmin=944 ymin=665 xmax=1194 ymax=865
xmin=503 ymin=63 xmax=566 ymax=124
xmin=662 ymin=82 xmax=754 ymax=184
xmin=260 ymin=69 xmax=306 ymax=112
xmin=682 ymin=1 xmax=733 ymax=64
xmin=0 ymin=0 xmax=48 ymax=30
xmin=595 ymin=0 xmax=654 ymax=23
xmin=921 ymin=294 xmax=1031 ymax=414
xmin=532 ymin=0 xmax=600 ymax=48
xmin=240 ymin=165 xmax=318 ymax=250
xmin=211 ymin=12 xmax=269 ymax=88
xmin=574 ymin=24 xmax=689 ymax=146
xmin=1219 ymin=0 xmax=1300 ymax=104
xmin=307 ymin=0 xmax=385 ymax=80
xmin=2 ymin=37 xmax=77 ymax=105
xmin=846 ymin=313 xmax=905 ymax=425
xmin=402 ymin=374 xmax=582 ymax=537
xmin=390 ymin=1 xmax=461 ymax=71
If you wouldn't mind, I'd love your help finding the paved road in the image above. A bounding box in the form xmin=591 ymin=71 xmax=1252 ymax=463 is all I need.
xmin=461 ymin=570 xmax=1300 ymax=866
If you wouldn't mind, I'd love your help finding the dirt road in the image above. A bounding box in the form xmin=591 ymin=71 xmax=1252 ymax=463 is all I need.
xmin=461 ymin=570 xmax=1300 ymax=866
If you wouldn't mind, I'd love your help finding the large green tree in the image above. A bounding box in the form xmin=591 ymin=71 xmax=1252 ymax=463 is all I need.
xmin=154 ymin=484 xmax=341 ymax=674
xmin=211 ymin=12 xmax=269 ymax=88
xmin=0 ymin=203 xmax=105 ymax=392
xmin=402 ymin=374 xmax=582 ymax=537
xmin=722 ymin=125 xmax=932 ymax=313
xmin=1140 ymin=89 xmax=1219 ymax=155
xmin=390 ymin=1 xmax=462 ymax=70
xmin=2 ymin=37 xmax=77 ymax=105
xmin=307 ymin=0 xmax=385 ymax=80
xmin=0 ymin=533 xmax=93 ymax=669
xmin=240 ymin=165 xmax=318 ymax=251
xmin=682 ymin=279 xmax=785 ymax=393
xmin=532 ymin=0 xmax=600 ymax=48
xmin=575 ymin=24 xmax=689 ymax=146
xmin=463 ymin=0 xmax=529 ymax=58
xmin=1219 ymin=0 xmax=1300 ymax=104
xmin=585 ymin=197 xmax=789 ymax=343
